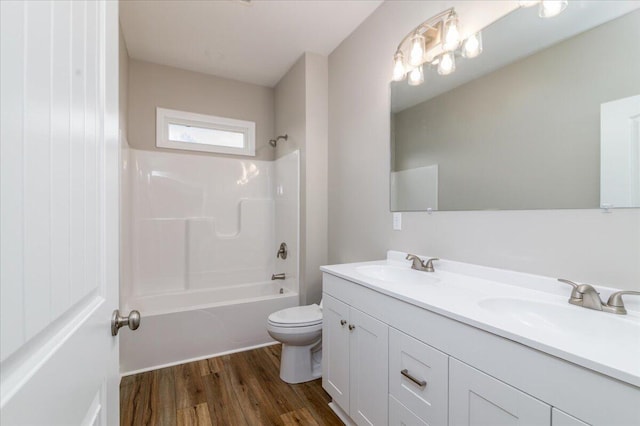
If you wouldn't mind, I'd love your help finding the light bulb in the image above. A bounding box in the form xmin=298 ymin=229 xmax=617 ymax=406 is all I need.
xmin=518 ymin=0 xmax=539 ymax=7
xmin=539 ymin=0 xmax=567 ymax=18
xmin=438 ymin=52 xmax=455 ymax=75
xmin=462 ymin=32 xmax=482 ymax=58
xmin=409 ymin=32 xmax=425 ymax=66
xmin=408 ymin=65 xmax=424 ymax=86
xmin=392 ymin=52 xmax=406 ymax=82
xmin=442 ymin=13 xmax=461 ymax=51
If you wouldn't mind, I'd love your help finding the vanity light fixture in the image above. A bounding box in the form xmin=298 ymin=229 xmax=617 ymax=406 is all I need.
xmin=391 ymin=8 xmax=480 ymax=86
xmin=519 ymin=0 xmax=568 ymax=18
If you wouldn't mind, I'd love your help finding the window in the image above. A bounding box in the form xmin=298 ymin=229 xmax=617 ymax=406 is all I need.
xmin=156 ymin=107 xmax=255 ymax=156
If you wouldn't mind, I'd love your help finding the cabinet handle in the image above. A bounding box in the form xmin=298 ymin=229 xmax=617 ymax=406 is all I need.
xmin=401 ymin=369 xmax=427 ymax=388
xmin=340 ymin=319 xmax=347 ymax=326
xmin=348 ymin=324 xmax=356 ymax=331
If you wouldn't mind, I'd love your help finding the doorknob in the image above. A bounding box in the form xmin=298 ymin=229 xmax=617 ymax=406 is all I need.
xmin=111 ymin=309 xmax=141 ymax=336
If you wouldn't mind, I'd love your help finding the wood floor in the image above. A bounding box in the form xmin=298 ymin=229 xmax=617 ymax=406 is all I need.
xmin=120 ymin=344 xmax=343 ymax=426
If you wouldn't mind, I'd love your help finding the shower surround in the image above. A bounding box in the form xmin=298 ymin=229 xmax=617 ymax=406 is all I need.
xmin=120 ymin=148 xmax=299 ymax=373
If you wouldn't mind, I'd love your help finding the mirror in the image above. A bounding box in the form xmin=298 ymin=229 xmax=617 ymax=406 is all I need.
xmin=390 ymin=3 xmax=640 ymax=211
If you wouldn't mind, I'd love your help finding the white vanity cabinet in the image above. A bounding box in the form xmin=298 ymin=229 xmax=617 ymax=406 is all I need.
xmin=322 ymin=295 xmax=389 ymax=425
xmin=321 ymin=271 xmax=640 ymax=426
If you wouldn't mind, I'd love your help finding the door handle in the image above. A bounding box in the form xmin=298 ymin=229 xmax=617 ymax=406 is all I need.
xmin=111 ymin=309 xmax=141 ymax=336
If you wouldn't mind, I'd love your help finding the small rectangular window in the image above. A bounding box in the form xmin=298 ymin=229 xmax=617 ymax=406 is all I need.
xmin=156 ymin=108 xmax=255 ymax=156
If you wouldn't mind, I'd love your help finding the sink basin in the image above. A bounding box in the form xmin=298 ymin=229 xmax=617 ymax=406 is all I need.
xmin=356 ymin=265 xmax=440 ymax=286
xmin=477 ymin=297 xmax=640 ymax=341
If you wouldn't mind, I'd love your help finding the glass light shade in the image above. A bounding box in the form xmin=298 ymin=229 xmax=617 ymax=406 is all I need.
xmin=462 ymin=32 xmax=483 ymax=58
xmin=409 ymin=32 xmax=425 ymax=66
xmin=442 ymin=13 xmax=461 ymax=51
xmin=539 ymin=0 xmax=567 ymax=18
xmin=408 ymin=65 xmax=424 ymax=86
xmin=437 ymin=52 xmax=455 ymax=75
xmin=392 ymin=52 xmax=406 ymax=81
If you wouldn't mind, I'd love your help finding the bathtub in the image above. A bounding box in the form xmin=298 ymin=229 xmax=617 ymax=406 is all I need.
xmin=119 ymin=280 xmax=298 ymax=374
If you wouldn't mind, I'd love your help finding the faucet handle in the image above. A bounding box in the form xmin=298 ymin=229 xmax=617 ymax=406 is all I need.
xmin=605 ymin=291 xmax=640 ymax=315
xmin=558 ymin=278 xmax=579 ymax=289
xmin=557 ymin=278 xmax=589 ymax=302
xmin=425 ymin=257 xmax=439 ymax=272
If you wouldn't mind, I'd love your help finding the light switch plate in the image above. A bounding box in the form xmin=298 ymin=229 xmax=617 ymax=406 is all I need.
xmin=393 ymin=212 xmax=402 ymax=230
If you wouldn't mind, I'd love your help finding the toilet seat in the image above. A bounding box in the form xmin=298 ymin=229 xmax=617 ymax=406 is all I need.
xmin=268 ymin=304 xmax=322 ymax=328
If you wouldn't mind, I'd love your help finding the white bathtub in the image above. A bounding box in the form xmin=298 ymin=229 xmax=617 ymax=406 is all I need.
xmin=119 ymin=281 xmax=298 ymax=374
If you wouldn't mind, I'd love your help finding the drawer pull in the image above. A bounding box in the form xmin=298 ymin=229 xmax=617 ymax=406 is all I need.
xmin=340 ymin=319 xmax=347 ymax=326
xmin=349 ymin=324 xmax=356 ymax=331
xmin=401 ymin=369 xmax=427 ymax=388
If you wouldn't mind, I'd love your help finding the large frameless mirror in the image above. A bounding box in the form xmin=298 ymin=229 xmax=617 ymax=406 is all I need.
xmin=390 ymin=2 xmax=640 ymax=211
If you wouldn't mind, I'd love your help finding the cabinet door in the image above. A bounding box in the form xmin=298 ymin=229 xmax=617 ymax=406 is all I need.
xmin=322 ymin=294 xmax=351 ymax=410
xmin=389 ymin=328 xmax=448 ymax=425
xmin=350 ymin=307 xmax=389 ymax=426
xmin=389 ymin=395 xmax=428 ymax=426
xmin=450 ymin=358 xmax=551 ymax=426
xmin=552 ymin=409 xmax=589 ymax=426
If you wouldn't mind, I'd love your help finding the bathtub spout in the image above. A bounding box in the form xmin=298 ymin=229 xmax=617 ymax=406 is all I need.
xmin=272 ymin=273 xmax=286 ymax=280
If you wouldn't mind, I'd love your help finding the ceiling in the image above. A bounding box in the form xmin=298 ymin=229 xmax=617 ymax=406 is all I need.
xmin=119 ymin=0 xmax=383 ymax=87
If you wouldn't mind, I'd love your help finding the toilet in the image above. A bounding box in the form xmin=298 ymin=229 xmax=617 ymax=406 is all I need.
xmin=267 ymin=302 xmax=323 ymax=384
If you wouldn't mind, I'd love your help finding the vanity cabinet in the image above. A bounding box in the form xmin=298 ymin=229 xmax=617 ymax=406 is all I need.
xmin=322 ymin=295 xmax=389 ymax=425
xmin=449 ymin=358 xmax=550 ymax=425
xmin=321 ymin=271 xmax=639 ymax=426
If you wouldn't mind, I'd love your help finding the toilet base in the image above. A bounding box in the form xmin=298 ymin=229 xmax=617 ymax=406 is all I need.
xmin=279 ymin=339 xmax=322 ymax=384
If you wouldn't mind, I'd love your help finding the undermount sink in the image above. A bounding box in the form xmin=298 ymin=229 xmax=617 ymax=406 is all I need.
xmin=477 ymin=297 xmax=640 ymax=341
xmin=356 ymin=264 xmax=440 ymax=285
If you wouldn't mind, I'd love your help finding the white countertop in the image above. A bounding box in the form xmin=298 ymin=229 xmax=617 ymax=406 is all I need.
xmin=320 ymin=251 xmax=640 ymax=388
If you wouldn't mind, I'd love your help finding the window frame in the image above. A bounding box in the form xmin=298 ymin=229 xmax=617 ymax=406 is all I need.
xmin=156 ymin=107 xmax=256 ymax=156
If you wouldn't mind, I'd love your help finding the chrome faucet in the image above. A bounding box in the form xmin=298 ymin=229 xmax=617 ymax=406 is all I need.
xmin=406 ymin=254 xmax=439 ymax=272
xmin=558 ymin=279 xmax=640 ymax=315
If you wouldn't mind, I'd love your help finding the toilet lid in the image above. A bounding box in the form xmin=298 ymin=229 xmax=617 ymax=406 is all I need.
xmin=268 ymin=304 xmax=322 ymax=327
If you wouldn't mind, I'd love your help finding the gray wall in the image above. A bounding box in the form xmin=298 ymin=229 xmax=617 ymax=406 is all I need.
xmin=127 ymin=59 xmax=275 ymax=161
xmin=393 ymin=11 xmax=640 ymax=210
xmin=328 ymin=1 xmax=640 ymax=290
xmin=275 ymin=53 xmax=329 ymax=305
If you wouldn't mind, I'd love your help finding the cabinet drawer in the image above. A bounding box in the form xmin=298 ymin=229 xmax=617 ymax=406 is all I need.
xmin=389 ymin=395 xmax=428 ymax=426
xmin=389 ymin=327 xmax=448 ymax=426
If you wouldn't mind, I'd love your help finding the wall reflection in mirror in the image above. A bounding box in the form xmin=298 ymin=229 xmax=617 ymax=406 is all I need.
xmin=390 ymin=3 xmax=640 ymax=212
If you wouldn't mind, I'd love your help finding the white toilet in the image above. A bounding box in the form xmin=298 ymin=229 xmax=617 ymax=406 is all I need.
xmin=267 ymin=302 xmax=323 ymax=384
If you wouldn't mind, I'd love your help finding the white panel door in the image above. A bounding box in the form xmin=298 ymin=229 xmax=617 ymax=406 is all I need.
xmin=349 ymin=307 xmax=388 ymax=426
xmin=601 ymin=94 xmax=640 ymax=208
xmin=449 ymin=358 xmax=550 ymax=426
xmin=322 ymin=294 xmax=351 ymax=410
xmin=1 ymin=1 xmax=121 ymax=424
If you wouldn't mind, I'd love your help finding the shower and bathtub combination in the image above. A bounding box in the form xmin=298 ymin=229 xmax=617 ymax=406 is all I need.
xmin=119 ymin=142 xmax=300 ymax=374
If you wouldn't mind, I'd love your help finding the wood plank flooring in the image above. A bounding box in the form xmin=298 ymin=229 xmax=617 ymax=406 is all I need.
xmin=120 ymin=344 xmax=342 ymax=426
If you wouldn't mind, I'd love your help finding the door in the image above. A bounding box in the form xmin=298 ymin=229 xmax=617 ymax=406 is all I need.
xmin=322 ymin=295 xmax=351 ymax=410
xmin=349 ymin=307 xmax=388 ymax=426
xmin=1 ymin=1 xmax=121 ymax=424
xmin=600 ymin=94 xmax=640 ymax=208
xmin=449 ymin=358 xmax=550 ymax=426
